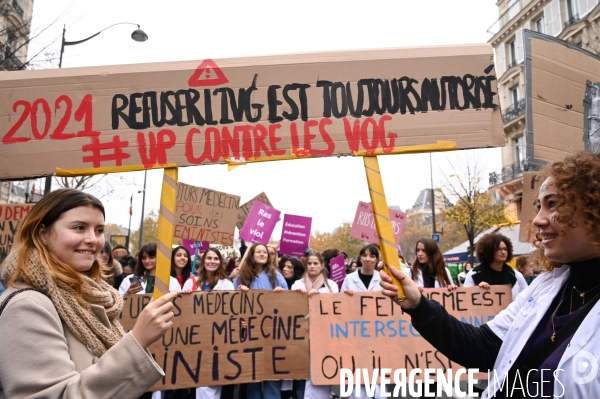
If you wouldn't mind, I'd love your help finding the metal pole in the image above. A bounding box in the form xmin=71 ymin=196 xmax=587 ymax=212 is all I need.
xmin=138 ymin=170 xmax=147 ymax=250
xmin=126 ymin=194 xmax=132 ymax=251
xmin=430 ymin=153 xmax=437 ymax=234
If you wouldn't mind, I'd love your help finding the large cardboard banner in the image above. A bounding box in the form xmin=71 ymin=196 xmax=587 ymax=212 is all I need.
xmin=174 ymin=183 xmax=240 ymax=246
xmin=0 ymin=204 xmax=34 ymax=263
xmin=0 ymin=45 xmax=503 ymax=180
xmin=120 ymin=291 xmax=309 ymax=390
xmin=350 ymin=201 xmax=406 ymax=245
xmin=308 ymin=286 xmax=511 ymax=385
xmin=519 ymin=172 xmax=542 ymax=242
xmin=237 ymin=192 xmax=273 ymax=231
xmin=525 ymin=30 xmax=600 ymax=165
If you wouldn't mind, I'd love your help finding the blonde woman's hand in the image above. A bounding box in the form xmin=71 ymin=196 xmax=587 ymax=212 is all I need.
xmin=343 ymin=289 xmax=354 ymax=296
xmin=478 ymin=282 xmax=491 ymax=290
xmin=379 ymin=267 xmax=422 ymax=310
xmin=296 ymin=288 xmax=307 ymax=294
xmin=447 ymin=284 xmax=458 ymax=291
xmin=238 ymin=284 xmax=249 ymax=292
xmin=273 ymin=286 xmax=284 ymax=293
xmin=131 ymin=291 xmax=178 ymax=349
xmin=125 ymin=284 xmax=143 ymax=295
xmin=308 ymin=289 xmax=319 ymax=297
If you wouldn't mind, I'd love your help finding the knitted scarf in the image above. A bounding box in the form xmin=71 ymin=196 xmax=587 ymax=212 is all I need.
xmin=0 ymin=248 xmax=126 ymax=356
xmin=304 ymin=273 xmax=325 ymax=292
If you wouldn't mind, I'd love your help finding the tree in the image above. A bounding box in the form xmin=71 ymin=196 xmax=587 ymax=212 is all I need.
xmin=130 ymin=210 xmax=158 ymax=251
xmin=103 ymin=223 xmax=124 ymax=242
xmin=310 ymin=222 xmax=365 ymax=259
xmin=442 ymin=156 xmax=508 ymax=264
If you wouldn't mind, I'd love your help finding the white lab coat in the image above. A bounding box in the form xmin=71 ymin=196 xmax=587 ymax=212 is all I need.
xmin=484 ymin=265 xmax=600 ymax=398
xmin=291 ymin=278 xmax=340 ymax=293
xmin=463 ymin=267 xmax=529 ymax=301
xmin=407 ymin=267 xmax=454 ymax=288
xmin=341 ymin=269 xmax=382 ymax=293
xmin=182 ymin=277 xmax=234 ymax=291
xmin=118 ymin=275 xmax=181 ymax=294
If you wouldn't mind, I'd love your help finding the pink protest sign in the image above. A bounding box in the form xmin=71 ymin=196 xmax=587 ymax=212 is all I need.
xmin=329 ymin=254 xmax=346 ymax=289
xmin=279 ymin=214 xmax=312 ymax=256
xmin=239 ymin=201 xmax=280 ymax=244
xmin=182 ymin=239 xmax=210 ymax=255
xmin=350 ymin=201 xmax=406 ymax=245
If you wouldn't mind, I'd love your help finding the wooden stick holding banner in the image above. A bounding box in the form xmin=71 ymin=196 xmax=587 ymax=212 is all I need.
xmin=363 ymin=156 xmax=406 ymax=300
xmin=154 ymin=167 xmax=178 ymax=300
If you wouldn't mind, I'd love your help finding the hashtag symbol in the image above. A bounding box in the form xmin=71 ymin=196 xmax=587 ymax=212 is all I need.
xmin=81 ymin=135 xmax=131 ymax=167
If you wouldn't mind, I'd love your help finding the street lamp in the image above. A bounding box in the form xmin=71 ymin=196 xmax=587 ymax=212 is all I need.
xmin=44 ymin=22 xmax=148 ymax=195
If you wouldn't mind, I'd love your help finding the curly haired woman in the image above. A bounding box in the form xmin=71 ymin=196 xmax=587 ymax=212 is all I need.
xmin=380 ymin=152 xmax=600 ymax=398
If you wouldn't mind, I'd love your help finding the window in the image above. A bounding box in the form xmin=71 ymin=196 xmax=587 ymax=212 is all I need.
xmin=509 ymin=86 xmax=520 ymax=106
xmin=567 ymin=0 xmax=580 ymax=19
xmin=509 ymin=40 xmax=517 ymax=66
xmin=514 ymin=135 xmax=525 ymax=165
xmin=508 ymin=0 xmax=520 ymax=20
xmin=536 ymin=16 xmax=545 ymax=33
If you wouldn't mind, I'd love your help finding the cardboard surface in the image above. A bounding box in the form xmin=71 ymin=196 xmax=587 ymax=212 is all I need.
xmin=174 ymin=183 xmax=240 ymax=246
xmin=525 ymin=31 xmax=600 ymax=164
xmin=279 ymin=214 xmax=312 ymax=256
xmin=350 ymin=201 xmax=406 ymax=245
xmin=237 ymin=192 xmax=273 ymax=231
xmin=308 ymin=286 xmax=511 ymax=385
xmin=0 ymin=45 xmax=504 ymax=180
xmin=519 ymin=172 xmax=542 ymax=242
xmin=120 ymin=291 xmax=309 ymax=390
xmin=239 ymin=201 xmax=280 ymax=244
xmin=0 ymin=204 xmax=34 ymax=264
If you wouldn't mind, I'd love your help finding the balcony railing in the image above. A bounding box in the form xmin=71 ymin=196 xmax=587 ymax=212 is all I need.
xmin=11 ymin=0 xmax=24 ymax=17
xmin=0 ymin=45 xmax=25 ymax=71
xmin=487 ymin=0 xmax=522 ymax=35
xmin=502 ymin=98 xmax=526 ymax=125
xmin=489 ymin=159 xmax=529 ymax=187
xmin=565 ymin=14 xmax=580 ymax=27
xmin=507 ymin=60 xmax=519 ymax=70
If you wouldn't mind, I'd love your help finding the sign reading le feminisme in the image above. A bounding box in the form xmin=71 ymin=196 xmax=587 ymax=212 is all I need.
xmin=0 ymin=45 xmax=503 ymax=180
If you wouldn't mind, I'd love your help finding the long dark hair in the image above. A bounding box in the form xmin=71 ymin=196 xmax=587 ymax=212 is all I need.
xmin=240 ymin=243 xmax=277 ymax=288
xmin=170 ymin=245 xmax=192 ymax=284
xmin=135 ymin=242 xmax=157 ymax=277
xmin=100 ymin=241 xmax=114 ymax=266
xmin=411 ymin=238 xmax=451 ymax=287
xmin=199 ymin=248 xmax=228 ymax=290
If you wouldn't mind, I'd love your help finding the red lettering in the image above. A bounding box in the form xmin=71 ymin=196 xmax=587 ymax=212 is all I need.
xmin=312 ymin=118 xmax=335 ymax=156
xmin=378 ymin=115 xmax=397 ymax=153
xmin=360 ymin=118 xmax=379 ymax=153
xmin=185 ymin=128 xmax=203 ymax=164
xmin=3 ymin=100 xmax=31 ymax=144
xmin=75 ymin=94 xmax=100 ymax=138
xmin=290 ymin=122 xmax=309 ymax=157
xmin=252 ymin=124 xmax=271 ymax=158
xmin=30 ymin=99 xmax=51 ymax=140
xmin=268 ymin=123 xmax=285 ymax=156
xmin=203 ymin=127 xmax=221 ymax=162
xmin=238 ymin=125 xmax=253 ymax=160
xmin=221 ymin=126 xmax=240 ymax=159
xmin=137 ymin=132 xmax=159 ymax=168
xmin=302 ymin=120 xmax=319 ymax=153
xmin=156 ymin=129 xmax=176 ymax=165
xmin=342 ymin=117 xmax=361 ymax=153
xmin=50 ymin=95 xmax=75 ymax=140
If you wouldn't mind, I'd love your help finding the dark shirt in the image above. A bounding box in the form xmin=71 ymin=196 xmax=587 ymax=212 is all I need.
xmin=358 ymin=271 xmax=373 ymax=289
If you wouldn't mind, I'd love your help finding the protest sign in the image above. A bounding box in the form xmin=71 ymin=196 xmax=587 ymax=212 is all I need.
xmin=0 ymin=204 xmax=34 ymax=263
xmin=328 ymin=254 xmax=347 ymax=290
xmin=350 ymin=201 xmax=406 ymax=245
xmin=120 ymin=291 xmax=310 ymax=390
xmin=237 ymin=192 xmax=273 ymax=231
xmin=210 ymin=244 xmax=238 ymax=259
xmin=181 ymin=239 xmax=210 ymax=256
xmin=308 ymin=286 xmax=511 ymax=385
xmin=239 ymin=201 xmax=280 ymax=244
xmin=279 ymin=214 xmax=312 ymax=256
xmin=525 ymin=30 xmax=600 ymax=165
xmin=0 ymin=45 xmax=503 ymax=181
xmin=519 ymin=172 xmax=543 ymax=242
xmin=174 ymin=183 xmax=240 ymax=246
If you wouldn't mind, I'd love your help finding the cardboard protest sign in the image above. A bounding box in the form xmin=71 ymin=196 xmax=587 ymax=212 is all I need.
xmin=279 ymin=214 xmax=312 ymax=256
xmin=519 ymin=172 xmax=543 ymax=242
xmin=328 ymin=254 xmax=346 ymax=290
xmin=308 ymin=286 xmax=511 ymax=385
xmin=0 ymin=204 xmax=34 ymax=263
xmin=237 ymin=192 xmax=273 ymax=231
xmin=350 ymin=202 xmax=406 ymax=245
xmin=210 ymin=244 xmax=237 ymax=259
xmin=120 ymin=291 xmax=309 ymax=390
xmin=174 ymin=183 xmax=240 ymax=246
xmin=239 ymin=201 xmax=280 ymax=244
xmin=0 ymin=45 xmax=503 ymax=181
xmin=525 ymin=30 xmax=600 ymax=165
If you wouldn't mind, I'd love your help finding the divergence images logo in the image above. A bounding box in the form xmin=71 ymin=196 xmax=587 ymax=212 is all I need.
xmin=572 ymin=350 xmax=599 ymax=385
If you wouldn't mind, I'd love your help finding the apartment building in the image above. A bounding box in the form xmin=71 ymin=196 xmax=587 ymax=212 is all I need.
xmin=487 ymin=0 xmax=600 ymax=220
xmin=0 ymin=0 xmax=34 ymax=71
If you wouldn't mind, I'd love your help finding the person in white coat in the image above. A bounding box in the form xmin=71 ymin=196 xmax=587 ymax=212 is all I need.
xmin=182 ymin=247 xmax=233 ymax=399
xmin=380 ymin=151 xmax=600 ymax=398
xmin=341 ymin=244 xmax=384 ymax=399
xmin=407 ymin=238 xmax=456 ymax=290
xmin=118 ymin=242 xmax=181 ymax=296
xmin=463 ymin=233 xmax=529 ymax=301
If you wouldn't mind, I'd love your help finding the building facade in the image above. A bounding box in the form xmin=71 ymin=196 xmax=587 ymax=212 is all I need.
xmin=408 ymin=188 xmax=450 ymax=225
xmin=0 ymin=0 xmax=34 ymax=71
xmin=487 ymin=0 xmax=600 ymax=220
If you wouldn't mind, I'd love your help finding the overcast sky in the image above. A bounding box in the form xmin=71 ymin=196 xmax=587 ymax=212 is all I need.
xmin=26 ymin=0 xmax=503 ymax=239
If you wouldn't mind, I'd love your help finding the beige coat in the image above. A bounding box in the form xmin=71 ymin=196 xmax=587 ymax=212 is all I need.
xmin=0 ymin=283 xmax=164 ymax=398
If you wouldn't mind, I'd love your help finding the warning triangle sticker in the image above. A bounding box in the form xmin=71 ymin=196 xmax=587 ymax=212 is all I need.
xmin=188 ymin=59 xmax=229 ymax=87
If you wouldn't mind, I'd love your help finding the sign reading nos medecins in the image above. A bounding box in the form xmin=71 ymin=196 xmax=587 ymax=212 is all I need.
xmin=0 ymin=45 xmax=503 ymax=180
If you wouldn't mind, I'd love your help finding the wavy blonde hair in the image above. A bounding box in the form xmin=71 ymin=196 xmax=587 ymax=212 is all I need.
xmin=533 ymin=152 xmax=600 ymax=270
xmin=7 ymin=189 xmax=110 ymax=299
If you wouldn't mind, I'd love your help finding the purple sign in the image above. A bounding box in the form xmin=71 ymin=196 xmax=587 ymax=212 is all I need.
xmin=329 ymin=254 xmax=346 ymax=290
xmin=239 ymin=201 xmax=280 ymax=244
xmin=182 ymin=239 xmax=210 ymax=256
xmin=279 ymin=214 xmax=312 ymax=256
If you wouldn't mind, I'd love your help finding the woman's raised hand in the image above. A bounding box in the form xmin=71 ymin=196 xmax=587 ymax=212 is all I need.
xmin=378 ymin=265 xmax=422 ymax=310
xmin=273 ymin=286 xmax=284 ymax=292
xmin=131 ymin=291 xmax=178 ymax=349
xmin=237 ymin=284 xmax=249 ymax=292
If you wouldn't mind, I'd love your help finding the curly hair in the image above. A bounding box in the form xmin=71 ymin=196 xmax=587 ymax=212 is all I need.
xmin=533 ymin=152 xmax=600 ymax=270
xmin=475 ymin=233 xmax=513 ymax=265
